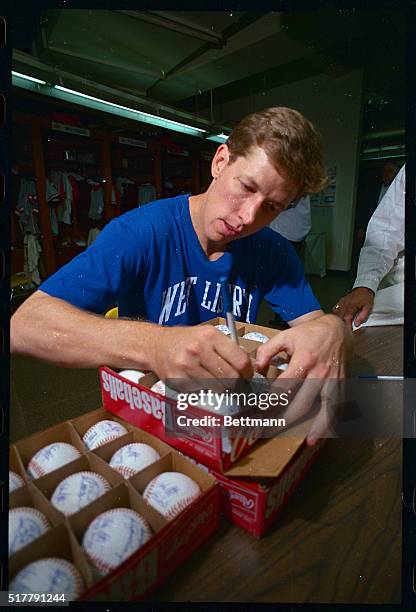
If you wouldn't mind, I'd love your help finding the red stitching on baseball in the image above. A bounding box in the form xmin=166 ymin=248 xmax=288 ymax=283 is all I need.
xmin=164 ymin=494 xmax=199 ymax=520
xmin=143 ymin=477 xmax=157 ymax=503
xmin=28 ymin=458 xmax=44 ymax=478
xmin=114 ymin=465 xmax=137 ymax=479
xmin=10 ymin=506 xmax=51 ymax=531
xmin=142 ymin=476 xmax=199 ymax=520
xmin=46 ymin=558 xmax=84 ymax=598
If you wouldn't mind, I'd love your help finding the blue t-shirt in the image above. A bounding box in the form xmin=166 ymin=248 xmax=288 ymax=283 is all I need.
xmin=40 ymin=195 xmax=321 ymax=325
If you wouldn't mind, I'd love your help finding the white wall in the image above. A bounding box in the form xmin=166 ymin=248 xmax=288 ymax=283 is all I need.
xmin=218 ymin=69 xmax=364 ymax=270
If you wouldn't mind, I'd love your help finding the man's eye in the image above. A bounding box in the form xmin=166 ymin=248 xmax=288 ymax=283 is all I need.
xmin=240 ymin=181 xmax=252 ymax=192
xmin=266 ymin=202 xmax=280 ymax=211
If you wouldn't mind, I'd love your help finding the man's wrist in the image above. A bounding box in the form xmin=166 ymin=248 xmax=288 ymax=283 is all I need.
xmin=352 ymin=286 xmax=375 ymax=297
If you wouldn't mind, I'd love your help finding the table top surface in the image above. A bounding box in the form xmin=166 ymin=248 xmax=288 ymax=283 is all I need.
xmin=155 ymin=325 xmax=403 ymax=604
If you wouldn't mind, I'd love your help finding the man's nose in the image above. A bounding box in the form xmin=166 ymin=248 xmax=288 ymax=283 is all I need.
xmin=238 ymin=196 xmax=263 ymax=225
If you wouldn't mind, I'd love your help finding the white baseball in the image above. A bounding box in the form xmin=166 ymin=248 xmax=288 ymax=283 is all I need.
xmin=215 ymin=324 xmax=231 ymax=335
xmin=82 ymin=420 xmax=128 ymax=450
xmin=27 ymin=443 xmax=81 ymax=479
xmin=9 ymin=507 xmax=51 ymax=556
xmin=242 ymin=331 xmax=269 ymax=343
xmin=50 ymin=471 xmax=111 ymax=516
xmin=109 ymin=443 xmax=160 ymax=478
xmin=118 ymin=369 xmax=145 ymax=384
xmin=150 ymin=380 xmax=165 ymax=396
xmin=143 ymin=472 xmax=200 ymax=521
xmin=9 ymin=557 xmax=84 ymax=600
xmin=82 ymin=508 xmax=152 ymax=576
xmin=9 ymin=470 xmax=24 ymax=493
xmin=150 ymin=380 xmax=178 ymax=400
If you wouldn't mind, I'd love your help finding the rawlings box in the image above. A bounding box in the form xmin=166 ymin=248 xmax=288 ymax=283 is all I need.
xmin=9 ymin=408 xmax=220 ymax=601
xmin=100 ymin=318 xmax=287 ymax=472
xmin=184 ymin=418 xmax=325 ymax=538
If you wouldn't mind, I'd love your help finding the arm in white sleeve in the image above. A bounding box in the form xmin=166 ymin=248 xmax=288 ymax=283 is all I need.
xmin=353 ymin=165 xmax=405 ymax=294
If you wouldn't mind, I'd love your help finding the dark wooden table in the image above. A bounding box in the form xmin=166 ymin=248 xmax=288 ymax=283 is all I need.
xmin=155 ymin=326 xmax=403 ymax=604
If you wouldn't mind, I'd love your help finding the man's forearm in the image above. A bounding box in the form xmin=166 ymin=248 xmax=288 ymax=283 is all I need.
xmin=11 ymin=291 xmax=162 ymax=370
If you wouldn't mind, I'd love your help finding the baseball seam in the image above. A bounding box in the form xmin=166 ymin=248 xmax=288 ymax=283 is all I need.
xmin=142 ymin=477 xmax=157 ymax=502
xmin=9 ymin=508 xmax=51 ymax=555
xmin=143 ymin=477 xmax=199 ymax=520
xmin=86 ymin=551 xmax=113 ymax=576
xmin=113 ymin=465 xmax=137 ymax=479
xmin=84 ymin=434 xmax=125 ymax=450
xmin=10 ymin=472 xmax=24 ymax=490
xmin=164 ymin=494 xmax=199 ymax=520
xmin=10 ymin=507 xmax=51 ymax=530
xmin=50 ymin=558 xmax=84 ymax=598
xmin=28 ymin=445 xmax=81 ymax=479
xmin=27 ymin=458 xmax=44 ymax=478
xmin=51 ymin=472 xmax=111 ymax=513
xmin=83 ymin=423 xmax=127 ymax=448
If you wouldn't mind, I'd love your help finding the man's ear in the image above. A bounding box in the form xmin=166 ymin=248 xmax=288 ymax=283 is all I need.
xmin=211 ymin=144 xmax=230 ymax=179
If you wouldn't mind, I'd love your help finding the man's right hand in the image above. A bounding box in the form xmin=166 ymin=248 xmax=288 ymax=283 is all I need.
xmin=332 ymin=287 xmax=375 ymax=328
xmin=151 ymin=325 xmax=253 ymax=387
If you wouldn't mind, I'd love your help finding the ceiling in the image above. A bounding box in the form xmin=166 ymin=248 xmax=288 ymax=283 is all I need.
xmin=11 ymin=6 xmax=405 ymax=135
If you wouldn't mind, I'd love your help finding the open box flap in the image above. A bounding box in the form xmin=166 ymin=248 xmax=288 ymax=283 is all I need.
xmin=224 ymin=417 xmax=314 ymax=478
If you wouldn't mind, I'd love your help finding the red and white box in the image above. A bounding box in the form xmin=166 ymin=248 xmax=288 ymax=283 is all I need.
xmin=100 ymin=318 xmax=286 ymax=472
xmin=183 ymin=418 xmax=324 ymax=538
xmin=9 ymin=408 xmax=220 ymax=601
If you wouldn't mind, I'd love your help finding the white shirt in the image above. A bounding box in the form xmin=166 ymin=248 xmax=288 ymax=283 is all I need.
xmin=353 ymin=164 xmax=405 ymax=294
xmin=269 ymin=196 xmax=311 ymax=242
xmin=377 ymin=182 xmax=389 ymax=205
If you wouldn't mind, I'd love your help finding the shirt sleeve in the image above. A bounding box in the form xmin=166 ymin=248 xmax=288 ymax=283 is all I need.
xmin=39 ymin=210 xmax=150 ymax=314
xmin=262 ymin=231 xmax=321 ymax=322
xmin=353 ymin=165 xmax=405 ymax=293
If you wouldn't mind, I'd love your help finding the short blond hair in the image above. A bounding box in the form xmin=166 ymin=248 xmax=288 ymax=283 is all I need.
xmin=227 ymin=107 xmax=327 ymax=196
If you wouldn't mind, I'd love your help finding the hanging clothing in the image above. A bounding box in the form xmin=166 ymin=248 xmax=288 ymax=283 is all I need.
xmin=121 ymin=182 xmax=138 ymax=213
xmin=16 ymin=178 xmax=40 ymax=236
xmin=112 ymin=187 xmax=121 ymax=217
xmin=87 ymin=227 xmax=101 ymax=246
xmin=24 ymin=234 xmax=42 ymax=285
xmin=88 ymin=182 xmax=104 ymax=220
xmin=57 ymin=172 xmax=73 ymax=226
xmin=45 ymin=178 xmax=61 ymax=236
xmin=138 ymin=183 xmax=156 ymax=207
xmin=115 ymin=176 xmax=134 ymax=196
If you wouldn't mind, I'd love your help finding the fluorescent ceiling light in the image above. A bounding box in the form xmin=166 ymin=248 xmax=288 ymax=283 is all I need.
xmin=12 ymin=73 xmax=207 ymax=138
xmin=206 ymin=133 xmax=229 ymax=144
xmin=362 ymin=153 xmax=405 ymax=161
xmin=12 ymin=70 xmax=46 ymax=85
xmin=53 ymin=85 xmax=207 ymax=137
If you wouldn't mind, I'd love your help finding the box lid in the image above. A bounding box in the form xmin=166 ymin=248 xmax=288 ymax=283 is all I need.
xmin=224 ymin=417 xmax=314 ymax=479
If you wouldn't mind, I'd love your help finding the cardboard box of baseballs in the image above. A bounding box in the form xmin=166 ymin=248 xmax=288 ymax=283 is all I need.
xmin=8 ymin=408 xmax=220 ymax=601
xmin=100 ymin=318 xmax=288 ymax=472
xmin=182 ymin=417 xmax=325 ymax=538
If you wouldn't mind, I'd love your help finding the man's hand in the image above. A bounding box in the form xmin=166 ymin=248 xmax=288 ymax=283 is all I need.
xmin=332 ymin=287 xmax=375 ymax=327
xmin=150 ymin=325 xmax=253 ymax=389
xmin=255 ymin=314 xmax=352 ymax=446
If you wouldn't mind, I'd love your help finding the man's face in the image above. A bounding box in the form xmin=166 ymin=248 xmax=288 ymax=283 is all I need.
xmin=202 ymin=145 xmax=299 ymax=247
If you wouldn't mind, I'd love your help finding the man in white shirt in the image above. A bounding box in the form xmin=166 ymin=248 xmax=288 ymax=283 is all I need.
xmin=269 ymin=195 xmax=311 ymax=325
xmin=333 ymin=164 xmax=404 ymax=328
xmin=377 ymin=161 xmax=400 ymax=206
xmin=269 ymin=195 xmax=311 ymax=259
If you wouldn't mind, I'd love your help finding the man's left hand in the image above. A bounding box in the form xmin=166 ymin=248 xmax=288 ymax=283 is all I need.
xmin=255 ymin=314 xmax=352 ymax=445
